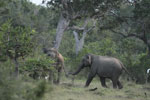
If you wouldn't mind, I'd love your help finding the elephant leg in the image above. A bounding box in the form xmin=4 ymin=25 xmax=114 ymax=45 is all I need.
xmin=53 ymin=71 xmax=57 ymax=84
xmin=85 ymin=73 xmax=95 ymax=87
xmin=117 ymin=80 xmax=123 ymax=89
xmin=48 ymin=70 xmax=53 ymax=83
xmin=100 ymin=77 xmax=107 ymax=88
xmin=56 ymin=67 xmax=62 ymax=84
xmin=111 ymin=78 xmax=117 ymax=89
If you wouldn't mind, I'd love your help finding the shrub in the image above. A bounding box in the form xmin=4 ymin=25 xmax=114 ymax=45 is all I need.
xmin=20 ymin=57 xmax=55 ymax=80
xmin=0 ymin=64 xmax=52 ymax=100
xmin=131 ymin=53 xmax=150 ymax=83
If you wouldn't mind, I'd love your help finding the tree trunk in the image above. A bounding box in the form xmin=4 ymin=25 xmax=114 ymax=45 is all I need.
xmin=14 ymin=58 xmax=19 ymax=77
xmin=54 ymin=14 xmax=70 ymax=50
xmin=147 ymin=44 xmax=150 ymax=56
xmin=73 ymin=30 xmax=87 ymax=55
xmin=72 ymin=18 xmax=96 ymax=55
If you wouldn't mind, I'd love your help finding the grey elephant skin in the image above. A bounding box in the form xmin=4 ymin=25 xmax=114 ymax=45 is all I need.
xmin=70 ymin=54 xmax=129 ymax=89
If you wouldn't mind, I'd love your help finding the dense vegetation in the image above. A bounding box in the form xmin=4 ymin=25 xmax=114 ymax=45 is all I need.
xmin=0 ymin=0 xmax=150 ymax=100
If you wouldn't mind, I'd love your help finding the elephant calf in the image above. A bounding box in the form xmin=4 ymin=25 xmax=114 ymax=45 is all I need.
xmin=70 ymin=54 xmax=129 ymax=89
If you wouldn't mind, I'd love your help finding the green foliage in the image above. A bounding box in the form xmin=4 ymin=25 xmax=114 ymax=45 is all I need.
xmin=0 ymin=64 xmax=52 ymax=100
xmin=26 ymin=81 xmax=48 ymax=100
xmin=0 ymin=70 xmax=19 ymax=100
xmin=46 ymin=0 xmax=124 ymax=18
xmin=21 ymin=57 xmax=55 ymax=79
xmin=22 ymin=58 xmax=54 ymax=71
xmin=0 ymin=20 xmax=36 ymax=60
xmin=119 ymin=38 xmax=146 ymax=65
xmin=83 ymin=38 xmax=117 ymax=56
xmin=134 ymin=0 xmax=150 ymax=19
xmin=130 ymin=53 xmax=150 ymax=83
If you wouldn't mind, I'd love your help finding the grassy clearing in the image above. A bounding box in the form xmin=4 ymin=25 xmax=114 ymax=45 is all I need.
xmin=43 ymin=78 xmax=150 ymax=100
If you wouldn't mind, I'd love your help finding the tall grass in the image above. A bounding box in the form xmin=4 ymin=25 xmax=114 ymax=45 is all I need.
xmin=0 ymin=64 xmax=52 ymax=100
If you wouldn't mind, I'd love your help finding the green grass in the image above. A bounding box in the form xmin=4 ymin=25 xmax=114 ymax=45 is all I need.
xmin=43 ymin=78 xmax=150 ymax=100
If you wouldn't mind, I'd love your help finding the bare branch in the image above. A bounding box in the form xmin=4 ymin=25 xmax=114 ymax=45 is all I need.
xmin=69 ymin=26 xmax=85 ymax=31
xmin=86 ymin=19 xmax=96 ymax=33
xmin=69 ymin=18 xmax=90 ymax=31
xmin=110 ymin=29 xmax=126 ymax=37
xmin=71 ymin=9 xmax=84 ymax=20
xmin=110 ymin=29 xmax=140 ymax=38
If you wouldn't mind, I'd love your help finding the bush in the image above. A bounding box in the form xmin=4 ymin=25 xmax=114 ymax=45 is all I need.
xmin=131 ymin=53 xmax=150 ymax=83
xmin=0 ymin=65 xmax=52 ymax=100
xmin=20 ymin=57 xmax=55 ymax=80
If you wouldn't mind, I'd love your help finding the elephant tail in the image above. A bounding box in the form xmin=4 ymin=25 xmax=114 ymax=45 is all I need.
xmin=119 ymin=61 xmax=135 ymax=80
xmin=122 ymin=65 xmax=130 ymax=75
xmin=122 ymin=66 xmax=135 ymax=80
xmin=119 ymin=61 xmax=130 ymax=76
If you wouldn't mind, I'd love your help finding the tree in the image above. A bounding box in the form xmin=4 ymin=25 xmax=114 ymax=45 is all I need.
xmin=44 ymin=0 xmax=124 ymax=50
xmin=0 ymin=20 xmax=36 ymax=76
xmin=70 ymin=18 xmax=96 ymax=55
xmin=107 ymin=0 xmax=150 ymax=55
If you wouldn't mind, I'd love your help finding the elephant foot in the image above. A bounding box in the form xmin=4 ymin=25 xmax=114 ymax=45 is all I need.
xmin=103 ymin=85 xmax=108 ymax=88
xmin=117 ymin=81 xmax=123 ymax=89
xmin=113 ymin=87 xmax=117 ymax=89
xmin=113 ymin=85 xmax=117 ymax=89
xmin=53 ymin=80 xmax=60 ymax=85
xmin=118 ymin=85 xmax=123 ymax=89
xmin=84 ymin=85 xmax=89 ymax=88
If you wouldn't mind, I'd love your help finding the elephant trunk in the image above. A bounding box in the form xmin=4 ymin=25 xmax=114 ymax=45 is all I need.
xmin=72 ymin=64 xmax=84 ymax=75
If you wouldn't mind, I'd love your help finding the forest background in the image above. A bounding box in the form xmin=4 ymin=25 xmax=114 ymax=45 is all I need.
xmin=0 ymin=0 xmax=150 ymax=100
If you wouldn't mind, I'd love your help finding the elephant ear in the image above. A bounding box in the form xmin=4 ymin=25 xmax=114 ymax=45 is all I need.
xmin=87 ymin=55 xmax=92 ymax=65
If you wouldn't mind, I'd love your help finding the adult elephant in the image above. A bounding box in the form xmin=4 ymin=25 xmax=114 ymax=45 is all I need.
xmin=70 ymin=54 xmax=130 ymax=89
